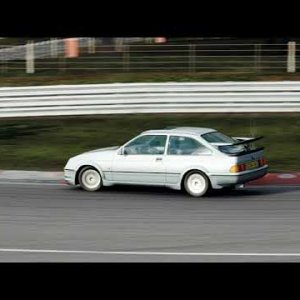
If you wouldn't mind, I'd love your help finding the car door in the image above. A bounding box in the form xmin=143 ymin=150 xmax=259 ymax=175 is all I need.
xmin=111 ymin=134 xmax=167 ymax=185
xmin=164 ymin=135 xmax=213 ymax=184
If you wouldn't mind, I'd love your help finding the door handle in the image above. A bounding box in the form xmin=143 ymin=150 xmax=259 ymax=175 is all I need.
xmin=156 ymin=157 xmax=163 ymax=161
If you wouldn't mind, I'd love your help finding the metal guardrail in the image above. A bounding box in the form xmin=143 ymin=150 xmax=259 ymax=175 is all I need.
xmin=0 ymin=82 xmax=300 ymax=118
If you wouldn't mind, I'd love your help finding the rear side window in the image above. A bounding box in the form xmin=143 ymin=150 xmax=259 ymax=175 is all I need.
xmin=167 ymin=136 xmax=210 ymax=155
xmin=202 ymin=132 xmax=235 ymax=143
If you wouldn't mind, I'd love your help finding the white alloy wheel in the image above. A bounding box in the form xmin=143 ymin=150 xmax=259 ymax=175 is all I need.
xmin=79 ymin=167 xmax=102 ymax=192
xmin=184 ymin=171 xmax=209 ymax=197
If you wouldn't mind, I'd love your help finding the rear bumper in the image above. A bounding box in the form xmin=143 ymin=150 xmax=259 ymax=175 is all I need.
xmin=211 ymin=166 xmax=268 ymax=188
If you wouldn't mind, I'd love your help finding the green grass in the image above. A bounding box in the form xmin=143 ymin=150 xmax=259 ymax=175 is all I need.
xmin=1 ymin=71 xmax=300 ymax=86
xmin=0 ymin=113 xmax=299 ymax=172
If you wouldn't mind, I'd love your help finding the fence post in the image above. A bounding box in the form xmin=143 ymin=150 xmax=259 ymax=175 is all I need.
xmin=1 ymin=49 xmax=7 ymax=73
xmin=51 ymin=38 xmax=58 ymax=58
xmin=254 ymin=44 xmax=261 ymax=72
xmin=88 ymin=37 xmax=95 ymax=54
xmin=26 ymin=40 xmax=35 ymax=74
xmin=287 ymin=41 xmax=296 ymax=73
xmin=115 ymin=38 xmax=123 ymax=52
xmin=189 ymin=44 xmax=196 ymax=73
xmin=123 ymin=45 xmax=130 ymax=71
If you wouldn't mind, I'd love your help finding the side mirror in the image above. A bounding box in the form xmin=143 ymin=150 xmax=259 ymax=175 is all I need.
xmin=118 ymin=147 xmax=128 ymax=155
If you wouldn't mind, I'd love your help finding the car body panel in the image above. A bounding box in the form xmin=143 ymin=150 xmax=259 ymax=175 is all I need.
xmin=111 ymin=154 xmax=165 ymax=184
xmin=64 ymin=127 xmax=268 ymax=191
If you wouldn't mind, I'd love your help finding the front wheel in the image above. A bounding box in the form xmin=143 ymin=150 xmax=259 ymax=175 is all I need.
xmin=78 ymin=167 xmax=102 ymax=192
xmin=183 ymin=171 xmax=209 ymax=197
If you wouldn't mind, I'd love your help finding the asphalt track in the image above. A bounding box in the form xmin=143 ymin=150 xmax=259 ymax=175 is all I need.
xmin=1 ymin=182 xmax=300 ymax=262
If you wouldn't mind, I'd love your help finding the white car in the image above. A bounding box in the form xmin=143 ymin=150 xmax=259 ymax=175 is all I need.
xmin=64 ymin=127 xmax=268 ymax=197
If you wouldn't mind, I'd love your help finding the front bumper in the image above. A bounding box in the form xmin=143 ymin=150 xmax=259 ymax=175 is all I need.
xmin=64 ymin=169 xmax=76 ymax=185
xmin=211 ymin=165 xmax=268 ymax=187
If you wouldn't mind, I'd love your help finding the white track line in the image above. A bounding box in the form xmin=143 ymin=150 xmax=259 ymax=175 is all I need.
xmin=1 ymin=248 xmax=300 ymax=257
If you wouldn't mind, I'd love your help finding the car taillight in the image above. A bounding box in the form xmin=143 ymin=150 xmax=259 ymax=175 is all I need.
xmin=258 ymin=157 xmax=267 ymax=166
xmin=229 ymin=165 xmax=239 ymax=173
xmin=240 ymin=163 xmax=247 ymax=171
xmin=230 ymin=163 xmax=246 ymax=173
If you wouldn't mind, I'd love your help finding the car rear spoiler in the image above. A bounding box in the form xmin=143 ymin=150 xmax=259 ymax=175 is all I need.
xmin=230 ymin=136 xmax=264 ymax=146
xmin=218 ymin=136 xmax=264 ymax=156
xmin=223 ymin=147 xmax=265 ymax=156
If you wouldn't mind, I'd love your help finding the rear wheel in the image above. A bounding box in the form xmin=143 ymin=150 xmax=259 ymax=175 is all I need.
xmin=183 ymin=171 xmax=209 ymax=197
xmin=78 ymin=167 xmax=102 ymax=192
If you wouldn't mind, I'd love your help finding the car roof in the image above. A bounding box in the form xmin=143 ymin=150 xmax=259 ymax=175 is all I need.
xmin=142 ymin=127 xmax=216 ymax=136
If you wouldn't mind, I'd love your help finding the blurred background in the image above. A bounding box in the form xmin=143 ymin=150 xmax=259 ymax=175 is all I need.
xmin=0 ymin=37 xmax=299 ymax=83
xmin=0 ymin=36 xmax=299 ymax=172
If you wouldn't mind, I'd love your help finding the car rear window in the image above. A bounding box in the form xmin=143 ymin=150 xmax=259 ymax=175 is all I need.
xmin=202 ymin=132 xmax=235 ymax=143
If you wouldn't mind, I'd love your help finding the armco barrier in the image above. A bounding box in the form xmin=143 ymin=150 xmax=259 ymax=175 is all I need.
xmin=1 ymin=81 xmax=300 ymax=118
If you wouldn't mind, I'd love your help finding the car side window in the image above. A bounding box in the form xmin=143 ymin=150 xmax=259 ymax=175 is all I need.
xmin=124 ymin=135 xmax=167 ymax=155
xmin=167 ymin=136 xmax=211 ymax=155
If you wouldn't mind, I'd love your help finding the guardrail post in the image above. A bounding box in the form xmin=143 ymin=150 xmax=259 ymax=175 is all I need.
xmin=189 ymin=44 xmax=196 ymax=73
xmin=287 ymin=41 xmax=296 ymax=73
xmin=26 ymin=40 xmax=35 ymax=74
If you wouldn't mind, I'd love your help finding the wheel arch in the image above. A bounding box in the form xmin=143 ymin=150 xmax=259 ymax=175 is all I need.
xmin=75 ymin=164 xmax=103 ymax=185
xmin=180 ymin=168 xmax=211 ymax=190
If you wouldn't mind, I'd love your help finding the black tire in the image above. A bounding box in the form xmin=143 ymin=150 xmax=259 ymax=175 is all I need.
xmin=78 ymin=166 xmax=102 ymax=192
xmin=183 ymin=171 xmax=209 ymax=197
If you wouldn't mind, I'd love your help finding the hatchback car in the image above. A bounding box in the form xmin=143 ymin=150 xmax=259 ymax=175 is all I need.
xmin=64 ymin=127 xmax=268 ymax=197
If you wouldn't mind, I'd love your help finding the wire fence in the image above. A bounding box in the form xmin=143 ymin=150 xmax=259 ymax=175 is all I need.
xmin=0 ymin=40 xmax=298 ymax=74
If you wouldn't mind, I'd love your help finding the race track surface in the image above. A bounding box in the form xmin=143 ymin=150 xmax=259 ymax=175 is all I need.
xmin=1 ymin=182 xmax=300 ymax=262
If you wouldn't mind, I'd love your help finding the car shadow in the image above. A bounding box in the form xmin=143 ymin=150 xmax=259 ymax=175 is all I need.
xmin=87 ymin=184 xmax=300 ymax=198
xmin=100 ymin=184 xmax=182 ymax=196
